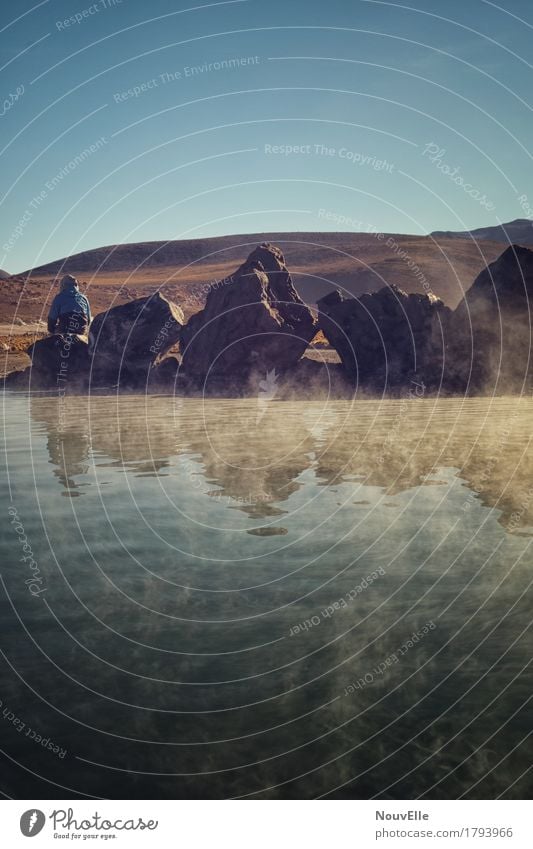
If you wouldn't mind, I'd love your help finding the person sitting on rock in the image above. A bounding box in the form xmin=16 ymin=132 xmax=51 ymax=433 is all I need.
xmin=47 ymin=274 xmax=92 ymax=335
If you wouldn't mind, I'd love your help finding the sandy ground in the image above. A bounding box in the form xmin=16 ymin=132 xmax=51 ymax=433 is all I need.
xmin=302 ymin=347 xmax=340 ymax=363
xmin=1 ymin=350 xmax=31 ymax=377
xmin=0 ymin=322 xmax=47 ymax=335
xmin=0 ymin=326 xmax=47 ymax=377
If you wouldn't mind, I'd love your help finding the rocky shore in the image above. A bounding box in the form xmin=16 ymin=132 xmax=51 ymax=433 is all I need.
xmin=3 ymin=242 xmax=532 ymax=396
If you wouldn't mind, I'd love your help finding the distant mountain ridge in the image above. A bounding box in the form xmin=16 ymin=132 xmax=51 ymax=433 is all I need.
xmin=431 ymin=218 xmax=533 ymax=245
xmin=18 ymin=229 xmax=511 ymax=278
xmin=19 ymin=221 xmax=531 ymax=280
xmin=16 ymin=230 xmax=508 ymax=312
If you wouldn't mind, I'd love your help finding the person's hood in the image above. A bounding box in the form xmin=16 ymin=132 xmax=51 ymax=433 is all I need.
xmin=59 ymin=274 xmax=79 ymax=291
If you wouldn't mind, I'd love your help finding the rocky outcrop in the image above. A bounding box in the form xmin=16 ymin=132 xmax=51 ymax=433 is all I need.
xmin=3 ymin=367 xmax=31 ymax=389
xmin=146 ymin=355 xmax=193 ymax=394
xmin=446 ymin=245 xmax=533 ymax=392
xmin=148 ymin=355 xmax=180 ymax=386
xmin=26 ymin=334 xmax=90 ymax=389
xmin=88 ymin=293 xmax=184 ymax=387
xmin=317 ymin=284 xmax=450 ymax=388
xmin=180 ymin=243 xmax=316 ymax=389
xmin=9 ymin=242 xmax=533 ymax=398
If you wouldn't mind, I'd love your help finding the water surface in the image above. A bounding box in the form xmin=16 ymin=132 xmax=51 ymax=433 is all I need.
xmin=1 ymin=393 xmax=532 ymax=799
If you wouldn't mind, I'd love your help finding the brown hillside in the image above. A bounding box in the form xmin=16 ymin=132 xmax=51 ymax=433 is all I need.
xmin=3 ymin=231 xmax=506 ymax=327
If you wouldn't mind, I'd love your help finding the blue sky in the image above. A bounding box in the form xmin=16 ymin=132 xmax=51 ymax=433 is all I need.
xmin=1 ymin=0 xmax=532 ymax=272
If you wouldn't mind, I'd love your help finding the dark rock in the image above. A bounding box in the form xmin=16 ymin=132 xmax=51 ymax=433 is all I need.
xmin=88 ymin=293 xmax=184 ymax=387
xmin=146 ymin=355 xmax=193 ymax=394
xmin=148 ymin=355 xmax=180 ymax=386
xmin=278 ymin=355 xmax=353 ymax=399
xmin=180 ymin=243 xmax=316 ymax=388
xmin=447 ymin=245 xmax=533 ymax=392
xmin=3 ymin=367 xmax=32 ymax=389
xmin=318 ymin=284 xmax=450 ymax=388
xmin=27 ymin=334 xmax=90 ymax=389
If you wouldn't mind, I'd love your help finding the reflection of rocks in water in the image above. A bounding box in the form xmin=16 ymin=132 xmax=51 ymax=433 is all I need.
xmin=314 ymin=398 xmax=437 ymax=495
xmin=314 ymin=398 xmax=533 ymax=534
xmin=30 ymin=395 xmax=533 ymax=533
xmin=89 ymin=397 xmax=178 ymax=478
xmin=30 ymin=397 xmax=91 ymax=497
xmin=247 ymin=526 xmax=288 ymax=537
xmin=175 ymin=401 xmax=316 ymax=519
xmin=30 ymin=396 xmax=181 ymax=494
xmin=30 ymin=396 xmax=319 ymax=519
xmin=46 ymin=430 xmax=90 ymax=496
xmin=206 ymin=488 xmax=286 ymax=519
xmin=459 ymin=408 xmax=533 ymax=534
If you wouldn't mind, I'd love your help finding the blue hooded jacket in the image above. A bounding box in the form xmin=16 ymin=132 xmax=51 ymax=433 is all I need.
xmin=48 ymin=280 xmax=92 ymax=324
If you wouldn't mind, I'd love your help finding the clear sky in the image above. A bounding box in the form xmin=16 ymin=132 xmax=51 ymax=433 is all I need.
xmin=1 ymin=0 xmax=532 ymax=272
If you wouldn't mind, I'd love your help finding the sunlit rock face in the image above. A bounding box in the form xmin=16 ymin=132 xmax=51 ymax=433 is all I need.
xmin=317 ymin=284 xmax=450 ymax=389
xmin=446 ymin=245 xmax=533 ymax=393
xmin=88 ymin=293 xmax=184 ymax=387
xmin=180 ymin=243 xmax=316 ymax=390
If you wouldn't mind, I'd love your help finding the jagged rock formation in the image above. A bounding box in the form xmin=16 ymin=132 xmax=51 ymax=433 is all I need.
xmin=180 ymin=243 xmax=316 ymax=389
xmin=317 ymin=284 xmax=450 ymax=388
xmin=6 ymin=242 xmax=533 ymax=398
xmin=446 ymin=244 xmax=533 ymax=392
xmin=88 ymin=292 xmax=184 ymax=386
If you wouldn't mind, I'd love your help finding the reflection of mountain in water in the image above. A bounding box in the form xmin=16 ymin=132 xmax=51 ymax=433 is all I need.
xmin=31 ymin=395 xmax=533 ymax=533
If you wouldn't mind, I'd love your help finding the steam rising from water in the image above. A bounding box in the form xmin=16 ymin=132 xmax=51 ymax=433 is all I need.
xmin=1 ymin=394 xmax=532 ymax=798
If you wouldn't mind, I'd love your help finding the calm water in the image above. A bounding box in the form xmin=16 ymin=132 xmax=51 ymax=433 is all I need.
xmin=1 ymin=392 xmax=532 ymax=799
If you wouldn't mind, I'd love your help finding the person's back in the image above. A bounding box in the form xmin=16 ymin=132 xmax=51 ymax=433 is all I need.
xmin=48 ymin=275 xmax=92 ymax=335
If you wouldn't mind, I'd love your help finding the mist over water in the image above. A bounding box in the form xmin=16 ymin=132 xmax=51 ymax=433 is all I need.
xmin=1 ymin=393 xmax=532 ymax=799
